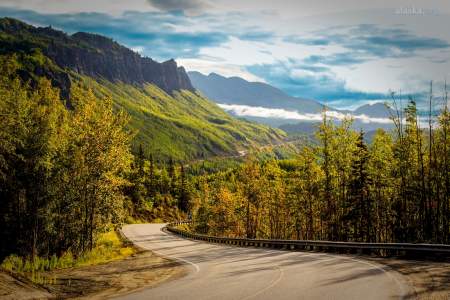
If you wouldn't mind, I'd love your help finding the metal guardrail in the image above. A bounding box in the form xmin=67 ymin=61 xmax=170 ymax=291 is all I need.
xmin=167 ymin=221 xmax=450 ymax=256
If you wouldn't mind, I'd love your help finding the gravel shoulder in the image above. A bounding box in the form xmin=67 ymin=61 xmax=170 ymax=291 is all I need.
xmin=369 ymin=258 xmax=450 ymax=300
xmin=0 ymin=250 xmax=187 ymax=299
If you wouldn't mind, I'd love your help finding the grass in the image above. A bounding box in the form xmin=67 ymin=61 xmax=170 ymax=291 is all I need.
xmin=76 ymin=75 xmax=286 ymax=162
xmin=1 ymin=231 xmax=136 ymax=284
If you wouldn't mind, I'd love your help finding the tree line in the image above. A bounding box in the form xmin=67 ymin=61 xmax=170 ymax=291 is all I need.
xmin=191 ymin=87 xmax=450 ymax=244
xmin=0 ymin=56 xmax=189 ymax=260
xmin=1 ymin=51 xmax=449 ymax=264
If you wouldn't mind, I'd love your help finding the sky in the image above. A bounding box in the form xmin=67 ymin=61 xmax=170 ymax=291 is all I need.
xmin=0 ymin=0 xmax=449 ymax=110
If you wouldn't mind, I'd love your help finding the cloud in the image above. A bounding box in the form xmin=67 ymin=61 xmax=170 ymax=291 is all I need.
xmin=0 ymin=8 xmax=232 ymax=60
xmin=283 ymin=35 xmax=330 ymax=46
xmin=0 ymin=7 xmax=279 ymax=61
xmin=237 ymin=31 xmax=275 ymax=42
xmin=288 ymin=24 xmax=450 ymax=66
xmin=1 ymin=5 xmax=448 ymax=112
xmin=303 ymin=53 xmax=369 ymax=66
xmin=218 ymin=103 xmax=393 ymax=124
xmin=247 ymin=61 xmax=387 ymax=103
xmin=146 ymin=0 xmax=209 ymax=14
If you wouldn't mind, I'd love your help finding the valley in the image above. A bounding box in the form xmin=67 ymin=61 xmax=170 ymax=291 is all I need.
xmin=0 ymin=5 xmax=449 ymax=299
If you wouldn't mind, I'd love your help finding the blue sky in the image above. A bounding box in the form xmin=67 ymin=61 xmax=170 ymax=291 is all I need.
xmin=1 ymin=0 xmax=449 ymax=110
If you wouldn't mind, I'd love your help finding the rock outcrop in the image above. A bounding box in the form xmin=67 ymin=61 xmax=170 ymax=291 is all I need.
xmin=0 ymin=17 xmax=194 ymax=94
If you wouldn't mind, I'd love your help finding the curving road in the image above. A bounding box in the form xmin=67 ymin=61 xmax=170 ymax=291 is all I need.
xmin=117 ymin=224 xmax=412 ymax=300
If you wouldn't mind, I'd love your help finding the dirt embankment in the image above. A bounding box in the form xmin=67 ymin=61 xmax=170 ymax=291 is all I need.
xmin=369 ymin=258 xmax=450 ymax=300
xmin=0 ymin=250 xmax=186 ymax=299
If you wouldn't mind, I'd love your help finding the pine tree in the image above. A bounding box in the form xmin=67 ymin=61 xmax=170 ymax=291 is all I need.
xmin=178 ymin=164 xmax=191 ymax=212
xmin=346 ymin=131 xmax=372 ymax=241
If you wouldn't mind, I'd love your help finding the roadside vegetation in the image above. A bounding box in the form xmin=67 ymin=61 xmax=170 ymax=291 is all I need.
xmin=0 ymin=55 xmax=190 ymax=271
xmin=190 ymin=88 xmax=450 ymax=245
xmin=1 ymin=231 xmax=135 ymax=284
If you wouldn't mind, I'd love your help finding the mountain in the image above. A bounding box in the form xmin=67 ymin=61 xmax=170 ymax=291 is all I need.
xmin=188 ymin=71 xmax=395 ymax=134
xmin=188 ymin=71 xmax=324 ymax=113
xmin=352 ymin=102 xmax=392 ymax=118
xmin=0 ymin=18 xmax=284 ymax=161
xmin=0 ymin=18 xmax=193 ymax=94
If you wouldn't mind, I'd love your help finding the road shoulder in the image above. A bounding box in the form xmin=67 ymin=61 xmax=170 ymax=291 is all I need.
xmin=369 ymin=258 xmax=450 ymax=300
xmin=0 ymin=250 xmax=187 ymax=299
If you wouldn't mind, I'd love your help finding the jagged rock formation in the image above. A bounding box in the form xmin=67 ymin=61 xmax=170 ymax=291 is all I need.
xmin=0 ymin=17 xmax=194 ymax=94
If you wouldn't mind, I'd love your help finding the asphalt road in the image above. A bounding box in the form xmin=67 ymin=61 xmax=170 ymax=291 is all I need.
xmin=118 ymin=224 xmax=412 ymax=300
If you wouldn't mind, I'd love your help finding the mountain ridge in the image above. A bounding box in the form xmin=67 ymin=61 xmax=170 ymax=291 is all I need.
xmin=352 ymin=102 xmax=392 ymax=118
xmin=188 ymin=71 xmax=395 ymax=134
xmin=188 ymin=71 xmax=394 ymax=120
xmin=188 ymin=71 xmax=324 ymax=113
xmin=0 ymin=17 xmax=194 ymax=94
xmin=0 ymin=17 xmax=284 ymax=161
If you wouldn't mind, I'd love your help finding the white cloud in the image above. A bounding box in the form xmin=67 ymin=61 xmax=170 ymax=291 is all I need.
xmin=335 ymin=55 xmax=450 ymax=94
xmin=199 ymin=37 xmax=276 ymax=66
xmin=218 ymin=104 xmax=394 ymax=124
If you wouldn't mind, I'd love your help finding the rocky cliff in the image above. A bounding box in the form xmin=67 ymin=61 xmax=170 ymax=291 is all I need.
xmin=0 ymin=18 xmax=194 ymax=94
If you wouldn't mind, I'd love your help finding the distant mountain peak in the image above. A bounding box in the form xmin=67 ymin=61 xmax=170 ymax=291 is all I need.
xmin=188 ymin=71 xmax=324 ymax=114
xmin=357 ymin=102 xmax=387 ymax=109
xmin=353 ymin=102 xmax=392 ymax=118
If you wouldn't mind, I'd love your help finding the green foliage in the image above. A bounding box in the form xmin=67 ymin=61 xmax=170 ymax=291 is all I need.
xmin=191 ymin=100 xmax=450 ymax=244
xmin=0 ymin=18 xmax=97 ymax=56
xmin=126 ymin=151 xmax=190 ymax=222
xmin=0 ymin=57 xmax=132 ymax=258
xmin=1 ymin=231 xmax=135 ymax=283
xmin=76 ymin=76 xmax=284 ymax=161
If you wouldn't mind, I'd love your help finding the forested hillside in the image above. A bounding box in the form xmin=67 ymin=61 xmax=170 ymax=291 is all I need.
xmin=0 ymin=18 xmax=284 ymax=161
xmin=0 ymin=57 xmax=198 ymax=260
xmin=0 ymin=18 xmax=284 ymax=263
xmin=191 ymin=98 xmax=450 ymax=244
xmin=77 ymin=75 xmax=284 ymax=160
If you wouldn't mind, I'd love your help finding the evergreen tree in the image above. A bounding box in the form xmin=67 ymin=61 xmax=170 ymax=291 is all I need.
xmin=346 ymin=131 xmax=372 ymax=241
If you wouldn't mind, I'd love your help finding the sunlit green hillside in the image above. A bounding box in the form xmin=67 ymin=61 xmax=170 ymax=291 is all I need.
xmin=76 ymin=76 xmax=285 ymax=161
xmin=0 ymin=17 xmax=286 ymax=161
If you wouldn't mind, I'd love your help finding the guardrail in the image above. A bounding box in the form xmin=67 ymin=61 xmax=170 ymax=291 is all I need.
xmin=166 ymin=221 xmax=450 ymax=257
